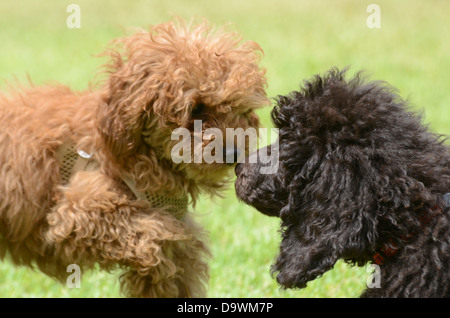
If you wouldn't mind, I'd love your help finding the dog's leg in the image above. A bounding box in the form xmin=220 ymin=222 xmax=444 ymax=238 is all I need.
xmin=117 ymin=213 xmax=210 ymax=298
xmin=44 ymin=171 xmax=209 ymax=297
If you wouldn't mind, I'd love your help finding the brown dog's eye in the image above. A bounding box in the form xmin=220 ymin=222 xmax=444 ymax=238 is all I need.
xmin=192 ymin=103 xmax=205 ymax=116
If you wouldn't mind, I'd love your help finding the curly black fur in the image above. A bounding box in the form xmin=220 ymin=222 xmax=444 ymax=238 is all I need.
xmin=235 ymin=68 xmax=450 ymax=297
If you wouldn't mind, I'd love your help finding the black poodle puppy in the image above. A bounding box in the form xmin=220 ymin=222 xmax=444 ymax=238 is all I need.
xmin=235 ymin=68 xmax=450 ymax=297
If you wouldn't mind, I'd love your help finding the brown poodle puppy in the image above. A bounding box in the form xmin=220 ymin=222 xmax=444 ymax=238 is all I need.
xmin=0 ymin=20 xmax=268 ymax=297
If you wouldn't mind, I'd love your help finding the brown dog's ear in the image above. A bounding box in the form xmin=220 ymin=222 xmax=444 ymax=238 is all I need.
xmin=97 ymin=73 xmax=149 ymax=162
xmin=95 ymin=24 xmax=192 ymax=163
xmin=96 ymin=31 xmax=161 ymax=163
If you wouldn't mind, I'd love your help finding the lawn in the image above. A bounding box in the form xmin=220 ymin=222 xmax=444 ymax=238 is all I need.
xmin=0 ymin=0 xmax=448 ymax=298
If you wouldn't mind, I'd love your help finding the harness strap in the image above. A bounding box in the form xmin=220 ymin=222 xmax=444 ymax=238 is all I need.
xmin=57 ymin=140 xmax=98 ymax=184
xmin=122 ymin=175 xmax=188 ymax=219
xmin=56 ymin=140 xmax=188 ymax=219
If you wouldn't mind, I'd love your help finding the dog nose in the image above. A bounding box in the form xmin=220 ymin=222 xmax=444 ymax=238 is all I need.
xmin=235 ymin=163 xmax=243 ymax=176
xmin=224 ymin=147 xmax=241 ymax=165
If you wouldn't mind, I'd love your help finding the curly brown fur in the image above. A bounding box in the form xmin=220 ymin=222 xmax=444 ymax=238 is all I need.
xmin=0 ymin=20 xmax=268 ymax=297
xmin=235 ymin=68 xmax=450 ymax=297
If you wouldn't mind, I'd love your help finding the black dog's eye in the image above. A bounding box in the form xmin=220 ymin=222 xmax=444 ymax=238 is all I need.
xmin=192 ymin=103 xmax=205 ymax=116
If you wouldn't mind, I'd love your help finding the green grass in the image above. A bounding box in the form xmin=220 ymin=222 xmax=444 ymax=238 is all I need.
xmin=0 ymin=0 xmax=448 ymax=298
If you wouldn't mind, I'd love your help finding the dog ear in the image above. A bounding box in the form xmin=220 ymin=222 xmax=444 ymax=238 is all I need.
xmin=272 ymin=149 xmax=380 ymax=289
xmin=97 ymin=82 xmax=147 ymax=163
xmin=96 ymin=33 xmax=155 ymax=163
xmin=96 ymin=29 xmax=180 ymax=164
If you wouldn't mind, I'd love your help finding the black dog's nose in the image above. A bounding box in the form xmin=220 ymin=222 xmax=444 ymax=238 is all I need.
xmin=224 ymin=147 xmax=241 ymax=165
xmin=235 ymin=163 xmax=244 ymax=176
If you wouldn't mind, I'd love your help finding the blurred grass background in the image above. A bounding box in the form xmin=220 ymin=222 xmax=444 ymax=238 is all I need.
xmin=0 ymin=0 xmax=448 ymax=297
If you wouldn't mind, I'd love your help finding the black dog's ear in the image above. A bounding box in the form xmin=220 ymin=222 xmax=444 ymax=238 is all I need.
xmin=272 ymin=152 xmax=379 ymax=289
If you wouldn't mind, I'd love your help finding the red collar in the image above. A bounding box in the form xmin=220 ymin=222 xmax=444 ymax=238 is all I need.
xmin=372 ymin=204 xmax=443 ymax=266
